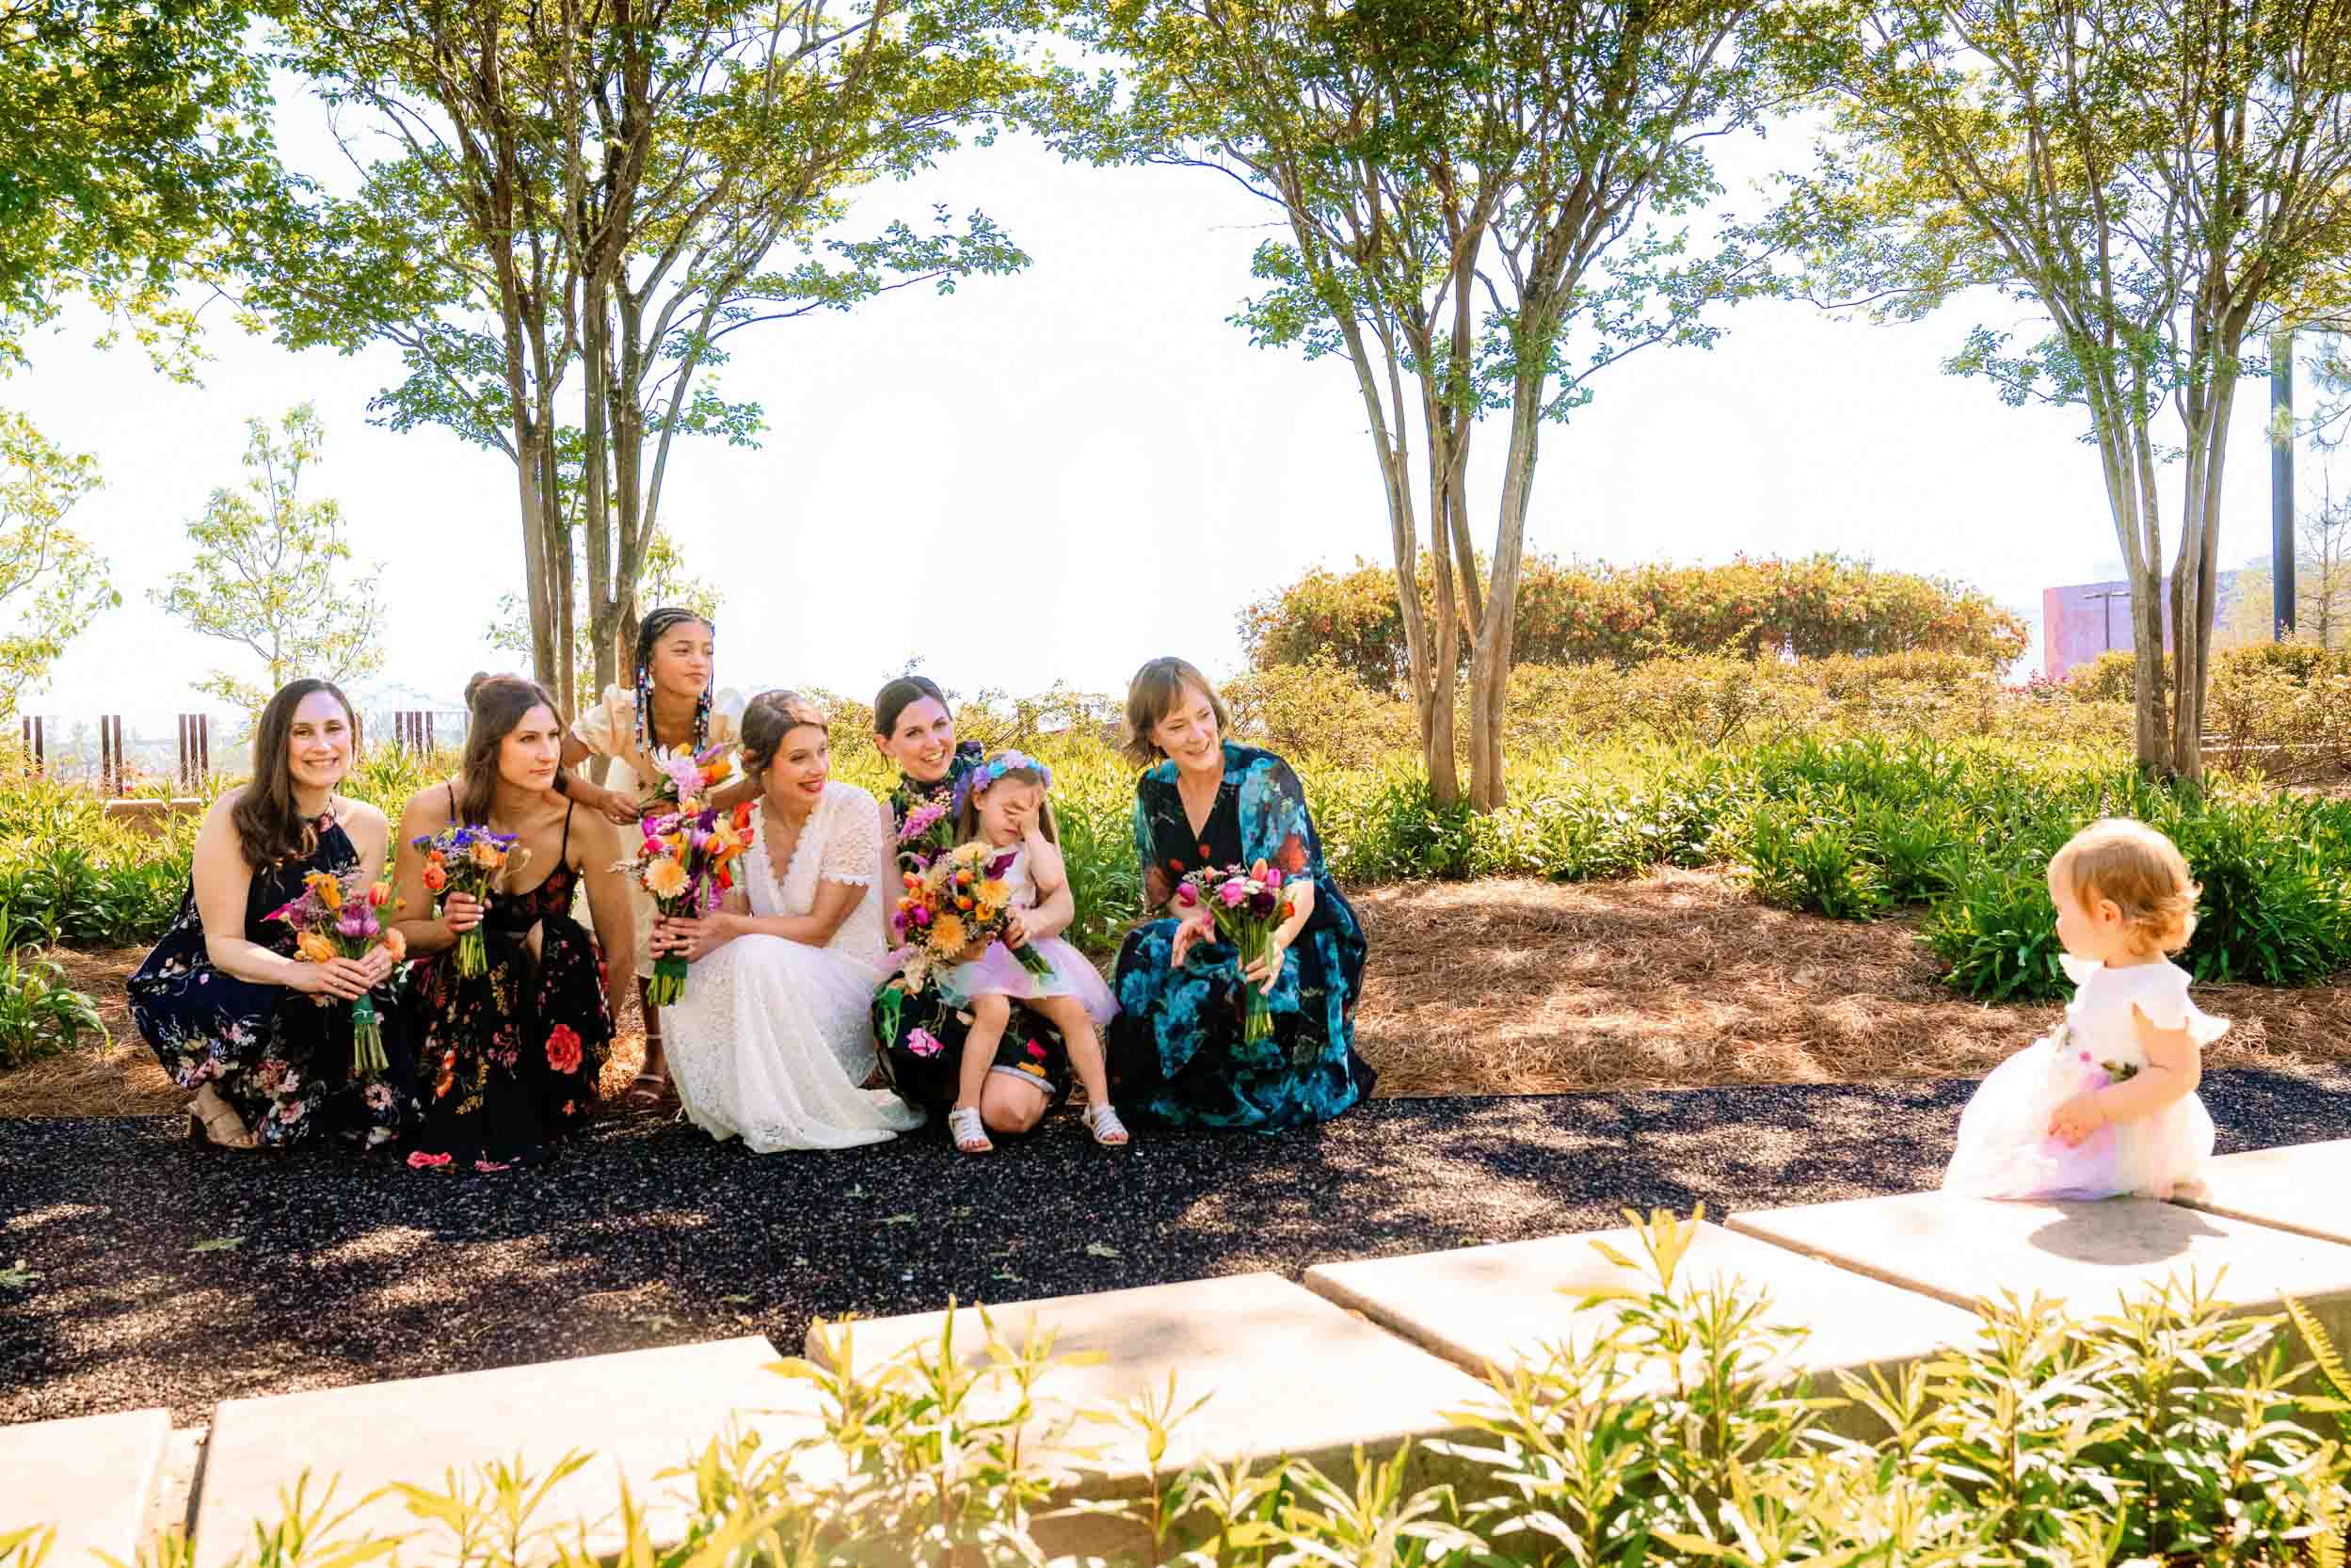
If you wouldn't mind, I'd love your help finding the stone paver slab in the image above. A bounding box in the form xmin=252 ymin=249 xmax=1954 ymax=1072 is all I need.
xmin=0 ymin=1408 xmax=172 ymax=1557
xmin=1729 ymin=1192 xmax=2351 ymax=1351
xmin=2180 ymin=1139 xmax=2351 ymax=1245
xmin=808 ymin=1272 xmax=1495 ymax=1507
xmin=1304 ymin=1222 xmax=1980 ymax=1434
xmin=192 ymin=1337 xmax=818 ymax=1568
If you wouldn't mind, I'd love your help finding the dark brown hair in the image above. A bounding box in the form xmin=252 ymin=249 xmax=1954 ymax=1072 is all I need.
xmin=232 ymin=679 xmax=360 ymax=869
xmin=741 ymin=689 xmax=829 ymax=781
xmin=1121 ymin=657 xmax=1231 ymax=768
xmin=873 ymin=674 xmax=949 ymax=738
xmin=456 ymin=673 xmax=567 ymax=825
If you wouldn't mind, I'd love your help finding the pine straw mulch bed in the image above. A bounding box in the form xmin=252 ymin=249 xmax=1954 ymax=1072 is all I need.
xmin=8 ymin=870 xmax=2351 ymax=1118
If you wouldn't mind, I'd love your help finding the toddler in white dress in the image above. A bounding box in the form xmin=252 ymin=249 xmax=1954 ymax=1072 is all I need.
xmin=1943 ymin=818 xmax=2222 ymax=1202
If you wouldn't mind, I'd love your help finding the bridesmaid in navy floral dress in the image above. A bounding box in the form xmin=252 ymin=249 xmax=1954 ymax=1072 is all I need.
xmin=1107 ymin=658 xmax=1373 ymax=1129
xmin=390 ymin=675 xmax=634 ymax=1169
xmin=128 ymin=680 xmax=412 ymax=1150
xmin=866 ymin=675 xmax=1074 ymax=1132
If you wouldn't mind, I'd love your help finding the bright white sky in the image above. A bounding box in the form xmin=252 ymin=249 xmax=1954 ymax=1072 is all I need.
xmin=6 ymin=80 xmax=2314 ymax=732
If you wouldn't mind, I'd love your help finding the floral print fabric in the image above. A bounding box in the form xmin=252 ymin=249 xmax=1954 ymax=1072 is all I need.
xmin=402 ymin=810 xmax=613 ymax=1169
xmin=1107 ymin=741 xmax=1373 ymax=1130
xmin=128 ymin=822 xmax=413 ymax=1149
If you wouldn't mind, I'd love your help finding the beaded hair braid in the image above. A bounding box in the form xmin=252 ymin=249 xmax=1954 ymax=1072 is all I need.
xmin=633 ymin=606 xmax=714 ymax=755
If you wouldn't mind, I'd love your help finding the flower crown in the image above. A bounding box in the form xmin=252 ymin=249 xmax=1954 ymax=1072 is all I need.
xmin=952 ymin=749 xmax=1053 ymax=818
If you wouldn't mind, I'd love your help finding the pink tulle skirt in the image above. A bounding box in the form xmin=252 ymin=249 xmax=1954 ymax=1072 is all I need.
xmin=1943 ymin=1037 xmax=2215 ymax=1201
xmin=939 ymin=936 xmax=1117 ymax=1027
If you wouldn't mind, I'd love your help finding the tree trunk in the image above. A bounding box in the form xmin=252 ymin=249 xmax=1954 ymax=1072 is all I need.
xmin=1469 ymin=390 xmax=1542 ymax=810
xmin=2170 ymin=358 xmax=2242 ymax=783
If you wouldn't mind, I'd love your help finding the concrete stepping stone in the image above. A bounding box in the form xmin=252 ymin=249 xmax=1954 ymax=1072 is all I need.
xmin=191 ymin=1337 xmax=818 ymax=1568
xmin=2179 ymin=1139 xmax=2351 ymax=1245
xmin=1303 ymin=1221 xmax=1981 ymax=1437
xmin=0 ymin=1408 xmax=172 ymax=1561
xmin=1729 ymin=1192 xmax=2351 ymax=1351
xmin=805 ymin=1272 xmax=1495 ymax=1548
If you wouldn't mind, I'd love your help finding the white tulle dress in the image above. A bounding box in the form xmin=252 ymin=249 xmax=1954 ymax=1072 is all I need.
xmin=1943 ymin=953 xmax=2224 ymax=1202
xmin=662 ymin=781 xmax=925 ymax=1152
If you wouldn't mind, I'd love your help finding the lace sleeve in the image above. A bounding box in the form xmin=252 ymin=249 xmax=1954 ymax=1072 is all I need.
xmin=818 ymin=785 xmax=882 ymax=887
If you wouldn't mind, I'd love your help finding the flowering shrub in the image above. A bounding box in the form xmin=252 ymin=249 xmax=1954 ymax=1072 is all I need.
xmin=1240 ymin=551 xmax=2031 ymax=691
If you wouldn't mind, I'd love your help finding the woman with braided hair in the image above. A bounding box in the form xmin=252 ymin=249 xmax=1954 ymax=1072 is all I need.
xmin=557 ymin=606 xmax=752 ymax=1106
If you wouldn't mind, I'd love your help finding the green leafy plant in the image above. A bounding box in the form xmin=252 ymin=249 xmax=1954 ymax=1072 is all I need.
xmin=0 ymin=907 xmax=105 ymax=1068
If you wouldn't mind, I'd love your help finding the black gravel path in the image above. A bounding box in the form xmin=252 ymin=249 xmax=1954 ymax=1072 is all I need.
xmin=5 ymin=1068 xmax=2347 ymax=1427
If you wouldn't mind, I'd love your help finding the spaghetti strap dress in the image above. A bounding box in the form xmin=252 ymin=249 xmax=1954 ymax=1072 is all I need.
xmin=402 ymin=792 xmax=616 ymax=1169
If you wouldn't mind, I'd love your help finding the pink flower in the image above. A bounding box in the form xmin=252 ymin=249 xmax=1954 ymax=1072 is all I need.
xmin=407 ymin=1151 xmax=453 ymax=1170
xmin=473 ymin=1160 xmax=511 ymax=1174
xmin=1264 ymin=867 xmax=1284 ymax=890
xmin=907 ymin=1027 xmax=942 ymax=1058
xmin=546 ymin=1024 xmax=584 ymax=1075
xmin=1025 ymin=1039 xmax=1046 ymax=1060
xmin=1175 ymin=883 xmax=1199 ymax=908
xmin=1219 ymin=881 xmax=1250 ymax=907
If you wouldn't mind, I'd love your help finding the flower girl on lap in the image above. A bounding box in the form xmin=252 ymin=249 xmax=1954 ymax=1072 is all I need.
xmin=939 ymin=753 xmax=1125 ymax=1154
xmin=1944 ymin=818 xmax=2222 ymax=1203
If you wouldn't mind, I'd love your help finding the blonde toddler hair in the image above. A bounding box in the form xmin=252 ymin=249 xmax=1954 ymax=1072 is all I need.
xmin=2049 ymin=818 xmax=2200 ymax=955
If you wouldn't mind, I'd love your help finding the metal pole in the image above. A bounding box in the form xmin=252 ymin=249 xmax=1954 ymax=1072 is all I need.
xmin=2275 ymin=328 xmax=2297 ymax=639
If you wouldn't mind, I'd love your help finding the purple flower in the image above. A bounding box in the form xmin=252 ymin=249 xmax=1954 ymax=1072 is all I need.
xmin=987 ymin=851 xmax=1017 ymax=878
xmin=337 ymin=911 xmax=371 ymax=939
xmin=1264 ymin=868 xmax=1284 ymax=890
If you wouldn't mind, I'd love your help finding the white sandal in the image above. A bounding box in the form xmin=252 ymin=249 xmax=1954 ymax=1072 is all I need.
xmin=947 ymin=1105 xmax=993 ymax=1155
xmin=1081 ymin=1102 xmax=1130 ymax=1147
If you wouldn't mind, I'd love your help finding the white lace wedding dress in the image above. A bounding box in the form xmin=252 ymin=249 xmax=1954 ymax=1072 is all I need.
xmin=663 ymin=780 xmax=925 ymax=1151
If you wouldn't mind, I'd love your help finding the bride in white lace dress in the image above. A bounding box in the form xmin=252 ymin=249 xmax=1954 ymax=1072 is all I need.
xmin=649 ymin=691 xmax=924 ymax=1152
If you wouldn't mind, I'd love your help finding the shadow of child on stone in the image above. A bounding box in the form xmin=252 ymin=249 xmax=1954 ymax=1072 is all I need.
xmin=2024 ymin=1199 xmax=2231 ymax=1267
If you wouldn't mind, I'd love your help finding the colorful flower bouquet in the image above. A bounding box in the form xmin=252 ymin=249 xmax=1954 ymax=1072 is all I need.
xmin=893 ymin=797 xmax=955 ymax=875
xmin=889 ymin=840 xmax=1055 ymax=993
xmin=268 ymin=869 xmax=406 ymax=1078
xmin=650 ymin=743 xmax=740 ymax=814
xmin=1176 ymin=860 xmax=1298 ymax=1051
xmin=412 ymin=824 xmax=528 ymax=979
xmin=615 ymin=800 xmax=755 ymax=1006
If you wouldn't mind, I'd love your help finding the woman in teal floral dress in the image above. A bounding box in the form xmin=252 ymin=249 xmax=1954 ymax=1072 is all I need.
xmin=1106 ymin=657 xmax=1373 ymax=1129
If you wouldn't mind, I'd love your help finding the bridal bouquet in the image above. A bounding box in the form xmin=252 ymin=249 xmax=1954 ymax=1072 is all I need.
xmin=892 ymin=797 xmax=955 ymax=875
xmin=1176 ymin=860 xmax=1298 ymax=1052
xmin=650 ymin=742 xmax=740 ymax=815
xmin=889 ymin=840 xmax=1055 ymax=993
xmin=616 ymin=800 xmax=755 ymax=1007
xmin=268 ymin=870 xmax=406 ymax=1078
xmin=412 ymin=824 xmax=528 ymax=979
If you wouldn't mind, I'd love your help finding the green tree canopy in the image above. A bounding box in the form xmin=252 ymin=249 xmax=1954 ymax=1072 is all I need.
xmin=0 ymin=408 xmax=118 ymax=717
xmin=152 ymin=404 xmax=385 ymax=714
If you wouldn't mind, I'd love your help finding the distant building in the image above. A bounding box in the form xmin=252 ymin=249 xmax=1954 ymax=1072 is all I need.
xmin=2042 ymin=568 xmax=2248 ymax=680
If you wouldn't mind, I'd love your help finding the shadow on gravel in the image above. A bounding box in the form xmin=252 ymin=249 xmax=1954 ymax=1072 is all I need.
xmin=5 ymin=1064 xmax=2348 ymax=1426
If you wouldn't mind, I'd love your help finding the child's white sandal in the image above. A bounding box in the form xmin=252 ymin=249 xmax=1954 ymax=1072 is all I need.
xmin=947 ymin=1106 xmax=993 ymax=1154
xmin=1082 ymin=1102 xmax=1130 ymax=1147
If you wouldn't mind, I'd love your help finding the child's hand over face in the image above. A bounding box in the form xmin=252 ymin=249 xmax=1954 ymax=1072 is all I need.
xmin=2048 ymin=1091 xmax=2107 ymax=1147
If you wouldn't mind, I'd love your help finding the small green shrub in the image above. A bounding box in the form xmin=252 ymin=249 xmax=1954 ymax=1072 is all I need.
xmin=0 ymin=911 xmax=106 ymax=1069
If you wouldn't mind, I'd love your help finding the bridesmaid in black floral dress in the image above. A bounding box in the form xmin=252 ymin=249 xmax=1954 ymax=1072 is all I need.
xmin=390 ymin=675 xmax=635 ymax=1169
xmin=866 ymin=675 xmax=1073 ymax=1133
xmin=128 ymin=680 xmax=412 ymax=1150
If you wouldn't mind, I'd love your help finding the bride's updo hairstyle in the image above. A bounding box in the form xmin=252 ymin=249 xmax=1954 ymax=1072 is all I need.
xmin=740 ymin=689 xmax=830 ymax=782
